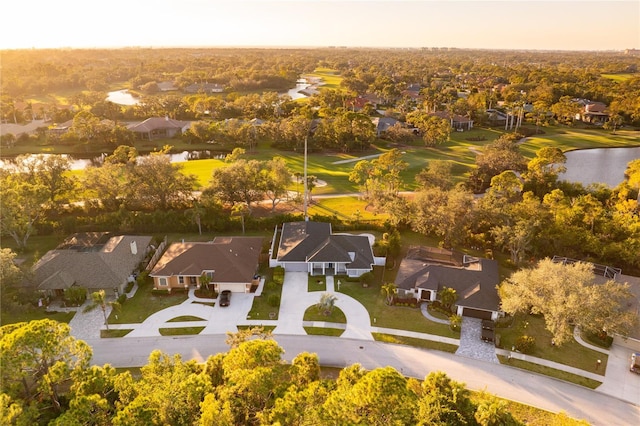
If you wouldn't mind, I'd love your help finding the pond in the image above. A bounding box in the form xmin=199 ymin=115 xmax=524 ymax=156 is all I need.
xmin=560 ymin=146 xmax=640 ymax=188
xmin=106 ymin=89 xmax=140 ymax=106
xmin=280 ymin=80 xmax=311 ymax=100
xmin=0 ymin=151 xmax=221 ymax=171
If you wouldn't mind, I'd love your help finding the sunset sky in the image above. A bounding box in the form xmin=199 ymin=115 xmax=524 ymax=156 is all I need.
xmin=1 ymin=0 xmax=638 ymax=51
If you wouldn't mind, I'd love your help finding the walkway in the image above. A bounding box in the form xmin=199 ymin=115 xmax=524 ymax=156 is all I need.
xmin=65 ymin=272 xmax=639 ymax=407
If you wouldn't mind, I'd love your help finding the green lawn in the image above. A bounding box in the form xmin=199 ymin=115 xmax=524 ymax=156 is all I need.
xmin=303 ymin=306 xmax=346 ymax=323
xmin=109 ymin=281 xmax=188 ymax=324
xmin=159 ymin=326 xmax=205 ymax=336
xmin=601 ymin=73 xmax=637 ymax=82
xmin=167 ymin=315 xmax=206 ymax=322
xmin=373 ymin=333 xmax=459 ymax=353
xmin=304 ymin=327 xmax=344 ymax=336
xmin=308 ymin=275 xmax=327 ymax=292
xmin=1 ymin=310 xmax=75 ymax=327
xmin=497 ymin=314 xmax=608 ymax=375
xmin=336 ymin=272 xmax=459 ymax=339
xmin=497 ymin=356 xmax=602 ymax=389
xmin=247 ymin=278 xmax=283 ymax=321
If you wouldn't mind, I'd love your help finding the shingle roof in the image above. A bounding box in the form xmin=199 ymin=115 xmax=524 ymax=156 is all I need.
xmin=33 ymin=235 xmax=152 ymax=291
xmin=277 ymin=222 xmax=332 ymax=262
xmin=150 ymin=237 xmax=263 ymax=283
xmin=396 ymin=258 xmax=500 ymax=311
xmin=127 ymin=117 xmax=190 ymax=133
xmin=277 ymin=222 xmax=374 ymax=269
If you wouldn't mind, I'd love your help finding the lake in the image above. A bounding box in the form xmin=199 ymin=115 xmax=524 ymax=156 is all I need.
xmin=560 ymin=147 xmax=640 ymax=188
xmin=106 ymin=89 xmax=140 ymax=106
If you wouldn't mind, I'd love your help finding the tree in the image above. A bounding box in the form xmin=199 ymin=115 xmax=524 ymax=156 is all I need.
xmin=467 ymin=134 xmax=527 ymax=193
xmin=412 ymin=187 xmax=475 ymax=248
xmin=316 ymin=293 xmax=338 ymax=316
xmin=499 ymin=258 xmax=637 ymax=345
xmin=406 ymin=111 xmax=451 ymax=146
xmin=11 ymin=154 xmax=75 ymax=205
xmin=0 ymin=319 xmax=92 ymax=413
xmin=128 ymin=150 xmax=198 ymax=210
xmin=323 ymin=366 xmax=417 ymax=425
xmin=262 ymin=156 xmax=291 ymax=212
xmin=523 ymin=147 xmax=567 ymax=197
xmin=0 ymin=170 xmax=49 ymax=250
xmin=416 ymin=371 xmax=476 ymax=425
xmin=381 ymin=282 xmax=398 ymax=305
xmin=185 ymin=202 xmax=206 ymax=235
xmin=416 ymin=160 xmax=454 ymax=190
xmin=84 ymin=290 xmax=120 ymax=330
xmin=439 ymin=287 xmax=457 ymax=312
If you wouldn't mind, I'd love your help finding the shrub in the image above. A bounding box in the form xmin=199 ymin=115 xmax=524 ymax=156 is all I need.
xmin=265 ymin=281 xmax=278 ymax=291
xmin=359 ymin=272 xmax=375 ymax=286
xmin=64 ymin=286 xmax=87 ymax=306
xmin=515 ymin=335 xmax=536 ymax=354
xmin=267 ymin=294 xmax=280 ymax=307
xmin=391 ymin=297 xmax=418 ymax=308
xmin=449 ymin=314 xmax=462 ymax=331
xmin=272 ymin=267 xmax=285 ymax=285
xmin=584 ymin=330 xmax=613 ymax=348
xmin=117 ymin=294 xmax=127 ymax=305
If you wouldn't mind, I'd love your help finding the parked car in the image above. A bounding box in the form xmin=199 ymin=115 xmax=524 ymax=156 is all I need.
xmin=631 ymin=352 xmax=640 ymax=374
xmin=482 ymin=320 xmax=495 ymax=331
xmin=219 ymin=290 xmax=231 ymax=307
xmin=481 ymin=328 xmax=495 ymax=343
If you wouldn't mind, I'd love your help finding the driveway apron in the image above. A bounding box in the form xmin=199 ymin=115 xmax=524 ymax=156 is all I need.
xmin=456 ymin=317 xmax=499 ymax=363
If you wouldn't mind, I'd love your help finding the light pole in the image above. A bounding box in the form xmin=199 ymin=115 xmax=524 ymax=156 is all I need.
xmin=303 ymin=135 xmax=308 ymax=221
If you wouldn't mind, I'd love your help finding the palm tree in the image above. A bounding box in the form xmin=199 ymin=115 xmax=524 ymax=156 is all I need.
xmin=83 ymin=290 xmax=120 ymax=330
xmin=439 ymin=287 xmax=457 ymax=313
xmin=381 ymin=282 xmax=398 ymax=305
xmin=316 ymin=293 xmax=338 ymax=316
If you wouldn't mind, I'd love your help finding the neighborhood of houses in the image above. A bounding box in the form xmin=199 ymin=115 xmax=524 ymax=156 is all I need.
xmin=31 ymin=222 xmax=502 ymax=324
xmin=0 ymin=89 xmax=611 ymax=142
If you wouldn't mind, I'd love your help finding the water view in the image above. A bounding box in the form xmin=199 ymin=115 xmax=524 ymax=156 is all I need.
xmin=560 ymin=147 xmax=640 ymax=188
xmin=106 ymin=89 xmax=140 ymax=106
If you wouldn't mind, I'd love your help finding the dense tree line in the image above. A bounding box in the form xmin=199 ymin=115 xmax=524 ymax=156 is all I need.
xmin=2 ymin=320 xmax=589 ymax=425
xmin=2 ymin=47 xmax=639 ymax=133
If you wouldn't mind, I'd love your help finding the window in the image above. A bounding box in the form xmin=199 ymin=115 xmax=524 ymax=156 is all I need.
xmin=158 ymin=278 xmax=168 ymax=287
xmin=205 ymin=271 xmax=214 ymax=279
xmin=178 ymin=276 xmax=184 ymax=284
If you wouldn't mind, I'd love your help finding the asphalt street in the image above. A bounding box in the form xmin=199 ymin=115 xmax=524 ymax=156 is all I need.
xmin=86 ymin=334 xmax=640 ymax=426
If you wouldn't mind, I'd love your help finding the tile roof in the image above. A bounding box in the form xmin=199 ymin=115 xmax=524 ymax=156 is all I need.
xmin=150 ymin=237 xmax=263 ymax=283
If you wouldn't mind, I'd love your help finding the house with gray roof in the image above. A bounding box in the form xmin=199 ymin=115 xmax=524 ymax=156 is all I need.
xmin=395 ymin=248 xmax=501 ymax=320
xmin=127 ymin=117 xmax=191 ymax=140
xmin=150 ymin=237 xmax=263 ymax=293
xmin=269 ymin=221 xmax=384 ymax=277
xmin=33 ymin=232 xmax=153 ymax=297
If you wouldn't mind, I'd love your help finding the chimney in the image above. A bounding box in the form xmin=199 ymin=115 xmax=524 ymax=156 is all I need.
xmin=130 ymin=240 xmax=138 ymax=255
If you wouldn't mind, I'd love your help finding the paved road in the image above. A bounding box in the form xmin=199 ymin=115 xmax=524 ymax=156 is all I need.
xmin=85 ymin=334 xmax=639 ymax=426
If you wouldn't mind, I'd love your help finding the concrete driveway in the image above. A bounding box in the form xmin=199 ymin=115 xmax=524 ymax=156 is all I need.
xmin=274 ymin=272 xmax=373 ymax=340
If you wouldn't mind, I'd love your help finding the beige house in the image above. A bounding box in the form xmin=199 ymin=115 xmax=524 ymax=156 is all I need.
xmin=150 ymin=237 xmax=263 ymax=293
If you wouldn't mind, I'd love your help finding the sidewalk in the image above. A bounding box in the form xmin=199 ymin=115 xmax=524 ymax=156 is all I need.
xmin=70 ymin=273 xmax=638 ymax=406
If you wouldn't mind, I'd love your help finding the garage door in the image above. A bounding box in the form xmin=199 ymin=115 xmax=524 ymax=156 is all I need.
xmin=462 ymin=307 xmax=493 ymax=320
xmin=217 ymin=283 xmax=243 ymax=293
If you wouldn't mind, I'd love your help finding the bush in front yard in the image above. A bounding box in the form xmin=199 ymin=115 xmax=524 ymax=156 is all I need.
xmin=515 ymin=335 xmax=536 ymax=354
xmin=272 ymin=267 xmax=285 ymax=285
xmin=64 ymin=286 xmax=87 ymax=306
xmin=449 ymin=314 xmax=462 ymax=331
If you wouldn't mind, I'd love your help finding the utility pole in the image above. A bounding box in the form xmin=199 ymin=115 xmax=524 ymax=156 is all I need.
xmin=303 ymin=135 xmax=308 ymax=221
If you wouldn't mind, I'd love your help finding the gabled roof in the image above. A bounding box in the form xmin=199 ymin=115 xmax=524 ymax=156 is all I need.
xmin=150 ymin=237 xmax=263 ymax=283
xmin=127 ymin=117 xmax=190 ymax=133
xmin=33 ymin=235 xmax=152 ymax=291
xmin=277 ymin=222 xmax=375 ymax=269
xmin=396 ymin=258 xmax=500 ymax=312
xmin=277 ymin=221 xmax=332 ymax=262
